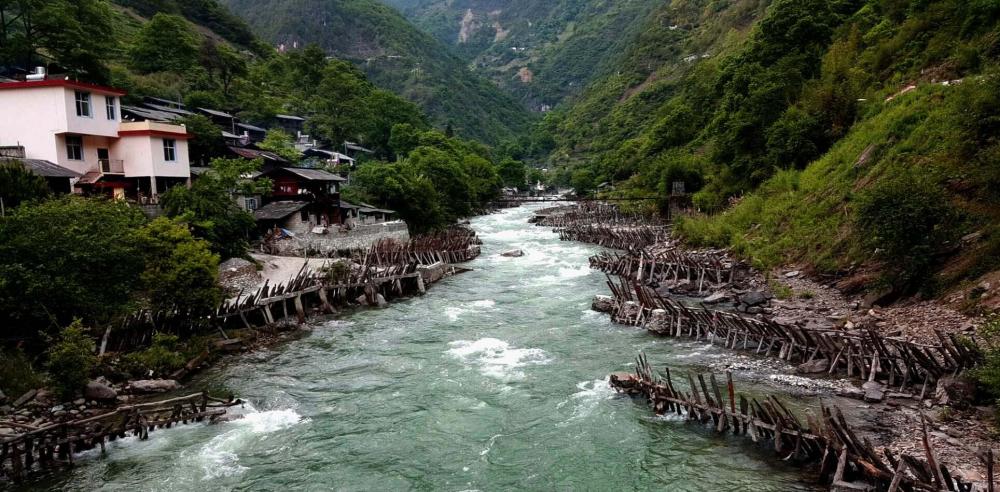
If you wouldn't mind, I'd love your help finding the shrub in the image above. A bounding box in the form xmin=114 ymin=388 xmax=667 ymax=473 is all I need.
xmin=118 ymin=332 xmax=185 ymax=378
xmin=855 ymin=175 xmax=959 ymax=288
xmin=45 ymin=320 xmax=97 ymax=399
xmin=972 ymin=316 xmax=1000 ymax=422
xmin=0 ymin=349 xmax=45 ymax=398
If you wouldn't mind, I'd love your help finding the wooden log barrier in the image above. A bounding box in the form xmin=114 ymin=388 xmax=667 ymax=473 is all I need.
xmin=601 ymin=275 xmax=982 ymax=393
xmin=612 ymin=355 xmax=985 ymax=491
xmin=0 ymin=392 xmax=242 ymax=481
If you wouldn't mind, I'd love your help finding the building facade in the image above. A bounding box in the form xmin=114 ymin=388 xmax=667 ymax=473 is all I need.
xmin=0 ymin=77 xmax=191 ymax=201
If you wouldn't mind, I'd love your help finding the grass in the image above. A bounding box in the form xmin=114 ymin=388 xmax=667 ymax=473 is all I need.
xmin=676 ymin=84 xmax=992 ymax=294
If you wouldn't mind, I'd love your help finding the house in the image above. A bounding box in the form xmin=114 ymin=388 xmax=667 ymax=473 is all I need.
xmin=197 ymin=107 xmax=237 ymax=134
xmin=302 ymin=148 xmax=355 ymax=170
xmin=253 ymin=166 xmax=346 ymax=234
xmin=0 ymin=75 xmax=192 ymax=202
xmin=357 ymin=202 xmax=397 ymax=224
xmin=272 ymin=114 xmax=305 ymax=135
xmin=236 ymin=122 xmax=266 ymax=143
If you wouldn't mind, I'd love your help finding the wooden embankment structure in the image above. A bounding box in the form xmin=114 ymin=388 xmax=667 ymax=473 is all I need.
xmin=602 ymin=276 xmax=981 ymax=392
xmin=0 ymin=392 xmax=242 ymax=481
xmin=106 ymin=227 xmax=484 ymax=354
xmin=590 ymin=248 xmax=748 ymax=293
xmin=355 ymin=226 xmax=482 ymax=266
xmin=611 ymin=356 xmax=990 ymax=491
xmin=532 ymin=203 xmax=670 ymax=251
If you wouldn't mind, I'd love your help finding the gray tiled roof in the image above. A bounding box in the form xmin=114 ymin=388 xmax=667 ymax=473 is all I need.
xmin=253 ymin=201 xmax=308 ymax=220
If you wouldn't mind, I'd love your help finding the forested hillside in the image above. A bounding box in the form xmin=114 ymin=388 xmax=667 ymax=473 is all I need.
xmin=215 ymin=0 xmax=535 ymax=143
xmin=384 ymin=0 xmax=656 ymax=111
xmin=539 ymin=0 xmax=1000 ymax=300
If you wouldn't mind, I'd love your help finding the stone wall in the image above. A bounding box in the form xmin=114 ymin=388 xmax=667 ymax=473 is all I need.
xmin=267 ymin=220 xmax=410 ymax=255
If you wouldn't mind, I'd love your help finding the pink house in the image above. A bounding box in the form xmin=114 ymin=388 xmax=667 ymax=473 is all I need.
xmin=0 ymin=77 xmax=191 ymax=201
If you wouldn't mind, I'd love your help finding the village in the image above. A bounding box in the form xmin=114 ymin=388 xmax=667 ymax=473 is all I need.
xmin=0 ymin=69 xmax=412 ymax=256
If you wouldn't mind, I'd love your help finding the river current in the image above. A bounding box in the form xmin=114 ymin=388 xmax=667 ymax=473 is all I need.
xmin=31 ymin=204 xmax=820 ymax=491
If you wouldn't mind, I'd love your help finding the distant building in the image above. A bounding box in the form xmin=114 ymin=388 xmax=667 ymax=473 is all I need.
xmin=0 ymin=75 xmax=192 ymax=202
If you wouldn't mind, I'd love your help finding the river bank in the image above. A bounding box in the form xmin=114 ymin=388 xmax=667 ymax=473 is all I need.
xmin=543 ymin=203 xmax=997 ymax=489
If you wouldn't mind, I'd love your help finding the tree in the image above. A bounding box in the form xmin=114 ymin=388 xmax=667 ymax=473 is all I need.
xmin=0 ymin=0 xmax=115 ymax=80
xmin=160 ymin=157 xmax=268 ymax=259
xmin=0 ymin=160 xmax=49 ymax=210
xmin=137 ymin=217 xmax=221 ymax=314
xmin=571 ymin=168 xmax=596 ymax=196
xmin=497 ymin=158 xmax=527 ymax=189
xmin=0 ymin=197 xmax=147 ymax=339
xmin=258 ymin=129 xmax=301 ymax=162
xmin=199 ymin=38 xmax=247 ymax=97
xmin=349 ymin=162 xmax=446 ymax=234
xmin=45 ymin=320 xmax=96 ymax=399
xmin=179 ymin=115 xmax=227 ymax=165
xmin=389 ymin=123 xmax=421 ymax=159
xmin=129 ymin=13 xmax=199 ymax=74
xmin=408 ymin=146 xmax=474 ymax=219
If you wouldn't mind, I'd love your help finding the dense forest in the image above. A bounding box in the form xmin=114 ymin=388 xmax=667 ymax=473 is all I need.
xmin=530 ymin=0 xmax=1000 ymax=302
xmin=384 ymin=0 xmax=657 ymax=111
xmin=215 ymin=0 xmax=536 ymax=143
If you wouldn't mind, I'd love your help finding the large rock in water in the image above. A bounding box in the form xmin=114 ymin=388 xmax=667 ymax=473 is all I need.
xmin=591 ymin=295 xmax=614 ymax=313
xmin=129 ymin=379 xmax=179 ymax=394
xmin=84 ymin=380 xmax=117 ymax=401
xmin=500 ymin=249 xmax=524 ymax=257
xmin=741 ymin=291 xmax=769 ymax=307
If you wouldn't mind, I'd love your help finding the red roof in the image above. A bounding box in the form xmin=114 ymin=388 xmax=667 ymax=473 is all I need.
xmin=0 ymin=79 xmax=126 ymax=96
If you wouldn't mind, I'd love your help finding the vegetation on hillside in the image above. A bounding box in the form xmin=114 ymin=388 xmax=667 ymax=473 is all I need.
xmin=537 ymin=0 xmax=1000 ymax=297
xmin=216 ymin=0 xmax=536 ymax=143
xmin=386 ymin=0 xmax=656 ymax=111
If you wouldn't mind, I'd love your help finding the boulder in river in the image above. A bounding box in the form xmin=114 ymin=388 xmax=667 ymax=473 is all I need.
xmin=84 ymin=380 xmax=117 ymax=401
xmin=703 ymin=292 xmax=730 ymax=305
xmin=591 ymin=295 xmax=614 ymax=313
xmin=740 ymin=291 xmax=769 ymax=307
xmin=500 ymin=249 xmax=524 ymax=257
xmin=129 ymin=379 xmax=179 ymax=394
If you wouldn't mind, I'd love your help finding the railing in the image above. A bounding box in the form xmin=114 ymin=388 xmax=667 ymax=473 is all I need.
xmin=0 ymin=145 xmax=26 ymax=158
xmin=99 ymin=158 xmax=124 ymax=174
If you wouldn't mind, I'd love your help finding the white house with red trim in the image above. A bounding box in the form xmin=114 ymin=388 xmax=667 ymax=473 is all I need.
xmin=0 ymin=77 xmax=191 ymax=201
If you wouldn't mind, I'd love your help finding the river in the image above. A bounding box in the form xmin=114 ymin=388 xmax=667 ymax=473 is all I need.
xmin=29 ymin=204 xmax=821 ymax=491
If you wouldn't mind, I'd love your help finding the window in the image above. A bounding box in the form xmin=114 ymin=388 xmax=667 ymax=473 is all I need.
xmin=105 ymin=96 xmax=116 ymax=120
xmin=75 ymin=91 xmax=91 ymax=117
xmin=163 ymin=139 xmax=176 ymax=161
xmin=65 ymin=135 xmax=83 ymax=160
xmin=244 ymin=198 xmax=258 ymax=211
xmin=300 ymin=210 xmax=310 ymax=222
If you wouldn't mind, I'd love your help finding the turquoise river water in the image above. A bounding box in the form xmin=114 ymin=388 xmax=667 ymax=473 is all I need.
xmin=28 ymin=204 xmax=822 ymax=491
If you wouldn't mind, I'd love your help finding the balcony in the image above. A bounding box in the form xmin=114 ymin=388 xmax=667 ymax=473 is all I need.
xmin=0 ymin=146 xmax=26 ymax=158
xmin=99 ymin=158 xmax=124 ymax=174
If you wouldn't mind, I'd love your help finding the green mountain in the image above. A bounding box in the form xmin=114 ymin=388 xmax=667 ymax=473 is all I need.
xmin=215 ymin=0 xmax=535 ymax=143
xmin=383 ymin=0 xmax=656 ymax=111
xmin=542 ymin=0 xmax=1000 ymax=298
